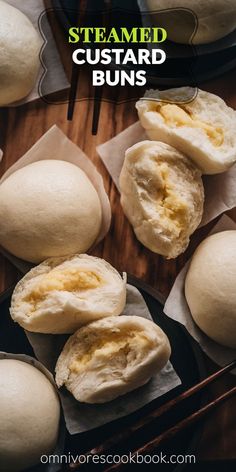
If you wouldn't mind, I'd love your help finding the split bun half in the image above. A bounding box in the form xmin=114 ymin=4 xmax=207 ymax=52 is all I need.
xmin=119 ymin=140 xmax=204 ymax=258
xmin=55 ymin=315 xmax=171 ymax=403
xmin=136 ymin=88 xmax=236 ymax=174
xmin=10 ymin=254 xmax=126 ymax=334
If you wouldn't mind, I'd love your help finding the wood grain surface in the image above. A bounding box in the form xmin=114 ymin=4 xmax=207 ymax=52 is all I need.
xmin=0 ymin=2 xmax=236 ymax=462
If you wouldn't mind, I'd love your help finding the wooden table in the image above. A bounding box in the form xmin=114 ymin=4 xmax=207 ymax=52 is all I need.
xmin=0 ymin=5 xmax=236 ymax=464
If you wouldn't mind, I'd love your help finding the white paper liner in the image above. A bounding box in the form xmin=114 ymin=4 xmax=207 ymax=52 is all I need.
xmin=5 ymin=0 xmax=69 ymax=105
xmin=0 ymin=351 xmax=65 ymax=472
xmin=0 ymin=125 xmax=111 ymax=273
xmin=26 ymin=285 xmax=181 ymax=435
xmin=97 ymin=121 xmax=236 ymax=228
xmin=164 ymin=215 xmax=236 ymax=367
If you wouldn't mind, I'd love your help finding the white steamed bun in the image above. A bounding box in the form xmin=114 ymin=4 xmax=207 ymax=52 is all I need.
xmin=136 ymin=87 xmax=236 ymax=174
xmin=119 ymin=140 xmax=204 ymax=258
xmin=0 ymin=359 xmax=60 ymax=472
xmin=0 ymin=160 xmax=103 ymax=263
xmin=185 ymin=231 xmax=236 ymax=348
xmin=0 ymin=1 xmax=41 ymax=105
xmin=55 ymin=315 xmax=171 ymax=403
xmin=145 ymin=0 xmax=236 ymax=45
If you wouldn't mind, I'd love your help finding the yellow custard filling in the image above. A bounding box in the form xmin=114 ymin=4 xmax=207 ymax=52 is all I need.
xmin=24 ymin=268 xmax=102 ymax=307
xmin=69 ymin=331 xmax=153 ymax=374
xmin=158 ymin=163 xmax=188 ymax=232
xmin=156 ymin=103 xmax=224 ymax=147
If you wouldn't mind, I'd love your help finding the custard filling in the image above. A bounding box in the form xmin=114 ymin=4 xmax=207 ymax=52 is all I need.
xmin=157 ymin=163 xmax=188 ymax=232
xmin=24 ymin=268 xmax=103 ymax=309
xmin=69 ymin=330 xmax=153 ymax=374
xmin=155 ymin=103 xmax=224 ymax=147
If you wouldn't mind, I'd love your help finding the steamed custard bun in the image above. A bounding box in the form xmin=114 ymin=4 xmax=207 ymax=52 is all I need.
xmin=0 ymin=359 xmax=60 ymax=472
xmin=185 ymin=231 xmax=236 ymax=348
xmin=0 ymin=1 xmax=41 ymax=105
xmin=136 ymin=88 xmax=236 ymax=175
xmin=55 ymin=315 xmax=171 ymax=403
xmin=145 ymin=0 xmax=236 ymax=45
xmin=0 ymin=160 xmax=103 ymax=262
xmin=10 ymin=254 xmax=126 ymax=334
xmin=119 ymin=140 xmax=204 ymax=259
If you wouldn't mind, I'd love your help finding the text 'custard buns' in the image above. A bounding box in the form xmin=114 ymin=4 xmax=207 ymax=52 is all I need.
xmin=119 ymin=141 xmax=204 ymax=259
xmin=0 ymin=1 xmax=41 ymax=105
xmin=55 ymin=315 xmax=171 ymax=403
xmin=185 ymin=231 xmax=236 ymax=349
xmin=10 ymin=254 xmax=126 ymax=334
xmin=0 ymin=160 xmax=102 ymax=263
xmin=136 ymin=88 xmax=236 ymax=174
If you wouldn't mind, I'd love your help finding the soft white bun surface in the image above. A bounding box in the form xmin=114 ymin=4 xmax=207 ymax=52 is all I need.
xmin=0 ymin=1 xmax=41 ymax=105
xmin=55 ymin=315 xmax=171 ymax=403
xmin=119 ymin=140 xmax=204 ymax=259
xmin=0 ymin=160 xmax=102 ymax=263
xmin=136 ymin=88 xmax=236 ymax=174
xmin=185 ymin=231 xmax=236 ymax=348
xmin=10 ymin=254 xmax=126 ymax=334
xmin=145 ymin=0 xmax=236 ymax=45
xmin=0 ymin=359 xmax=60 ymax=472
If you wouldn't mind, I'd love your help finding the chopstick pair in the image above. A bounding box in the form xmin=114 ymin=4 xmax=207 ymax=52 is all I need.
xmin=69 ymin=359 xmax=236 ymax=471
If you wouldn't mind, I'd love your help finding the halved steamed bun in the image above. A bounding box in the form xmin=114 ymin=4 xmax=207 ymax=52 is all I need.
xmin=119 ymin=141 xmax=204 ymax=259
xmin=136 ymin=88 xmax=236 ymax=174
xmin=55 ymin=315 xmax=171 ymax=403
xmin=10 ymin=255 xmax=126 ymax=334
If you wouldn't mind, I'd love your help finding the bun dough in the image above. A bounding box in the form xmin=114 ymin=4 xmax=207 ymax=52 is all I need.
xmin=136 ymin=88 xmax=236 ymax=174
xmin=145 ymin=0 xmax=236 ymax=45
xmin=0 ymin=160 xmax=102 ymax=262
xmin=0 ymin=359 xmax=60 ymax=472
xmin=0 ymin=1 xmax=41 ymax=105
xmin=185 ymin=231 xmax=236 ymax=348
xmin=119 ymin=141 xmax=204 ymax=259
xmin=10 ymin=254 xmax=126 ymax=334
xmin=55 ymin=315 xmax=171 ymax=403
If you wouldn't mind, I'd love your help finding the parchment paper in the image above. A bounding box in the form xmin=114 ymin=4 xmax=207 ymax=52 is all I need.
xmin=164 ymin=215 xmax=236 ymax=367
xmin=0 ymin=125 xmax=111 ymax=273
xmin=0 ymin=351 xmax=65 ymax=472
xmin=97 ymin=121 xmax=236 ymax=228
xmin=5 ymin=0 xmax=69 ymax=105
xmin=26 ymin=285 xmax=181 ymax=435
